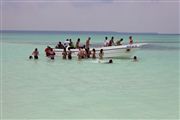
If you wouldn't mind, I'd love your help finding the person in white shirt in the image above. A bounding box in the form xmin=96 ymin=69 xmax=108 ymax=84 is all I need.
xmin=104 ymin=37 xmax=109 ymax=47
xmin=64 ymin=39 xmax=70 ymax=48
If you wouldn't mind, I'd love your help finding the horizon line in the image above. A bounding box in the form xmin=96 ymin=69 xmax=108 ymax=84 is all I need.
xmin=1 ymin=30 xmax=180 ymax=35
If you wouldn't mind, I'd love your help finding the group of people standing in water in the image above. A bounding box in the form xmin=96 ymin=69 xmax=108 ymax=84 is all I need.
xmin=76 ymin=48 xmax=104 ymax=60
xmin=29 ymin=36 xmax=135 ymax=63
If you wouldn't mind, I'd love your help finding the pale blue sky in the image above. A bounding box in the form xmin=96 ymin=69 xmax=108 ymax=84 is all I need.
xmin=1 ymin=0 xmax=179 ymax=34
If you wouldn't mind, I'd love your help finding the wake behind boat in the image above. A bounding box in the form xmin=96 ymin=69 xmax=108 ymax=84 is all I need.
xmin=53 ymin=43 xmax=147 ymax=58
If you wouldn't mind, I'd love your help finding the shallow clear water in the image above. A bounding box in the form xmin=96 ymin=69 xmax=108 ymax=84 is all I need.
xmin=1 ymin=31 xmax=179 ymax=119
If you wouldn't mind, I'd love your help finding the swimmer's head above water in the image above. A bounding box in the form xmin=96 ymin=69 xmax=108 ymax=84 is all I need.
xmin=109 ymin=59 xmax=113 ymax=63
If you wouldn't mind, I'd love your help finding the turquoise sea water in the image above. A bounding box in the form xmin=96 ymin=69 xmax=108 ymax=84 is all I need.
xmin=1 ymin=31 xmax=179 ymax=119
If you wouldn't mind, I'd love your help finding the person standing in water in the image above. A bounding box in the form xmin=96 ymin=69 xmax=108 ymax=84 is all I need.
xmin=49 ymin=48 xmax=55 ymax=60
xmin=99 ymin=49 xmax=104 ymax=59
xmin=45 ymin=46 xmax=52 ymax=57
xmin=92 ymin=48 xmax=96 ymax=59
xmin=85 ymin=48 xmax=91 ymax=58
xmin=32 ymin=48 xmax=39 ymax=59
xmin=67 ymin=48 xmax=72 ymax=60
xmin=62 ymin=48 xmax=67 ymax=59
xmin=77 ymin=48 xmax=85 ymax=60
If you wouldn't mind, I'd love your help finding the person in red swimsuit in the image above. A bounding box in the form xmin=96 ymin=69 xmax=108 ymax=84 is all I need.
xmin=108 ymin=36 xmax=115 ymax=46
xmin=45 ymin=46 xmax=51 ymax=57
xmin=129 ymin=36 xmax=133 ymax=44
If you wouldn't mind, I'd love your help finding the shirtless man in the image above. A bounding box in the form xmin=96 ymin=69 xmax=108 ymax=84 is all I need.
xmin=85 ymin=37 xmax=91 ymax=49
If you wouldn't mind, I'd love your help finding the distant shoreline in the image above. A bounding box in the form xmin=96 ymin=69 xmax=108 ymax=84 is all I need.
xmin=1 ymin=30 xmax=179 ymax=35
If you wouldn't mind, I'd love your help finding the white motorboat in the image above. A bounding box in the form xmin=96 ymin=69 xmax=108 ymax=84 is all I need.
xmin=53 ymin=43 xmax=147 ymax=58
